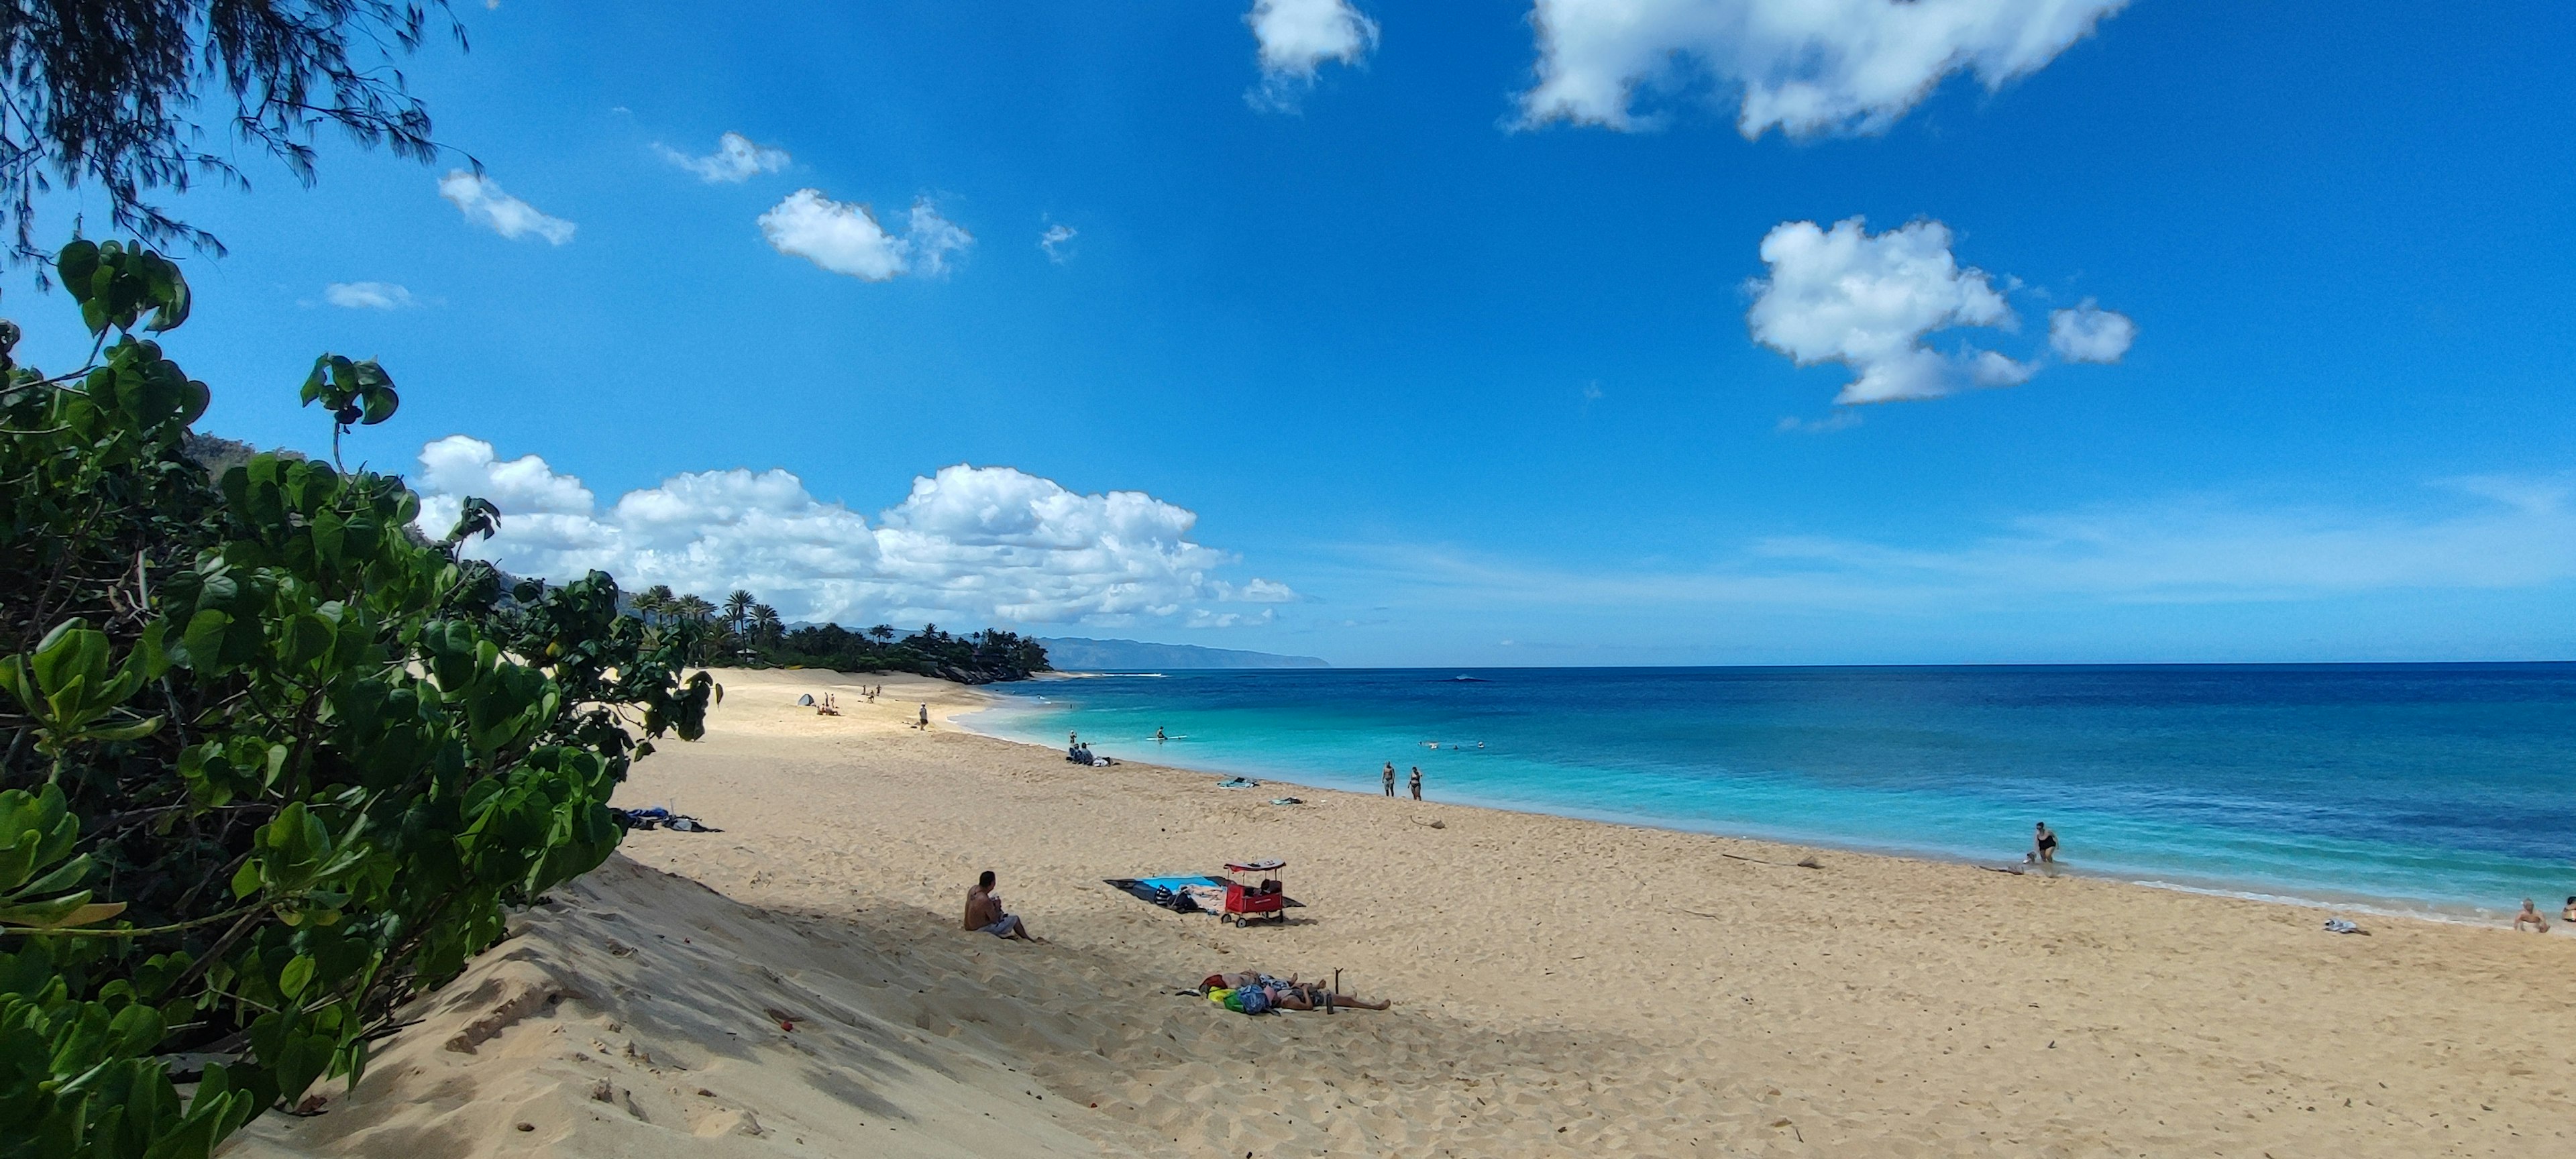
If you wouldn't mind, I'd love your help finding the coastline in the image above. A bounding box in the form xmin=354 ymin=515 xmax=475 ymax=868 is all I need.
xmin=957 ymin=681 xmax=2552 ymax=931
xmin=240 ymin=667 xmax=2576 ymax=1158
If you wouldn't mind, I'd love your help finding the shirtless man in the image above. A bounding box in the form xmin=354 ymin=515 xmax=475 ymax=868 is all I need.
xmin=964 ymin=871 xmax=1033 ymax=940
xmin=1382 ymin=762 xmax=1396 ymax=797
xmin=2514 ymin=897 xmax=2551 ymax=933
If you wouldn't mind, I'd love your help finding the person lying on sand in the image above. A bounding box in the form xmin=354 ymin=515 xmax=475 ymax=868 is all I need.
xmin=965 ymin=871 xmax=1034 ymax=940
xmin=1198 ymin=972 xmax=1391 ymax=1011
xmin=2514 ymin=898 xmax=2551 ymax=933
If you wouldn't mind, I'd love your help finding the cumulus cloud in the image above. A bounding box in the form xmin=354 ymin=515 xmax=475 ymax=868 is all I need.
xmin=411 ymin=437 xmax=1293 ymax=628
xmin=437 ymin=171 xmax=576 ymax=244
xmin=758 ymin=190 xmax=973 ymax=280
xmin=1039 ymin=223 xmax=1077 ymax=263
xmin=1748 ymin=216 xmax=2128 ymax=406
xmin=2049 ymin=298 xmax=2137 ymax=363
xmin=655 ymin=131 xmax=791 ymax=183
xmin=1246 ymin=0 xmax=1379 ymax=109
xmin=1519 ymin=0 xmax=2130 ymax=135
xmin=323 ymin=282 xmax=417 ymax=310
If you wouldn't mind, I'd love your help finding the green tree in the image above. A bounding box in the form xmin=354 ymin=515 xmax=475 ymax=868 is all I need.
xmin=0 ymin=1 xmax=471 ymax=262
xmin=722 ymin=589 xmax=754 ymax=636
xmin=0 ymin=241 xmax=714 ymax=1158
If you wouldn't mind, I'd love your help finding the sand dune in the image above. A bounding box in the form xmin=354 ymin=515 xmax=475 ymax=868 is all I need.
xmin=233 ymin=668 xmax=2576 ymax=1157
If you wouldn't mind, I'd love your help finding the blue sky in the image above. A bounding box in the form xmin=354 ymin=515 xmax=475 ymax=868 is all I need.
xmin=12 ymin=1 xmax=2575 ymax=665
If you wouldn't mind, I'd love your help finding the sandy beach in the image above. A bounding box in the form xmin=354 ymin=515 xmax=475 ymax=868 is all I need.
xmin=235 ymin=667 xmax=2576 ymax=1158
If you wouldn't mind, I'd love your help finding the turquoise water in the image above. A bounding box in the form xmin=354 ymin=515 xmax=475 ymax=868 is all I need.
xmin=966 ymin=665 xmax=2576 ymax=920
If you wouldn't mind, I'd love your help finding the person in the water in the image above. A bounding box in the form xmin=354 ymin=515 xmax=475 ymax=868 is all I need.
xmin=2033 ymin=822 xmax=2059 ymax=864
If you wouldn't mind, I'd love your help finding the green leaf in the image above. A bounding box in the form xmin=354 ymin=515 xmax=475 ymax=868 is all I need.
xmin=278 ymin=955 xmax=315 ymax=1000
xmin=358 ymin=384 xmax=398 ymax=425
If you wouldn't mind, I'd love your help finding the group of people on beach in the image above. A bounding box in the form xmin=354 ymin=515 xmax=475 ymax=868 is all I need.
xmin=1381 ymin=761 xmax=1422 ymax=799
xmin=961 ymin=869 xmax=1393 ymax=1013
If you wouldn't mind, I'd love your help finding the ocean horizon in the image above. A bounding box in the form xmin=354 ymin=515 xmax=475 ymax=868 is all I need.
xmin=966 ymin=663 xmax=2576 ymax=922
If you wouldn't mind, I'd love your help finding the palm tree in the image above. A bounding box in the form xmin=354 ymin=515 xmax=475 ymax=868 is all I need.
xmin=674 ymin=594 xmax=715 ymax=624
xmin=868 ymin=624 xmax=896 ymax=642
xmin=750 ymin=604 xmax=784 ymax=646
xmin=637 ymin=584 xmax=676 ymax=624
xmin=723 ymin=589 xmax=755 ymax=635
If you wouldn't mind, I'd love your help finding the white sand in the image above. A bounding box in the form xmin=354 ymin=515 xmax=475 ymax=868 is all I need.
xmin=233 ymin=668 xmax=2576 ymax=1157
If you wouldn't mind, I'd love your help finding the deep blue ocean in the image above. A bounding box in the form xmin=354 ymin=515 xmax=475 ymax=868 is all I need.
xmin=966 ymin=665 xmax=2576 ymax=919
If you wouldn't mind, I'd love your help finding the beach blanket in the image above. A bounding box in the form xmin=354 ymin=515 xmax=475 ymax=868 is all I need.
xmin=1104 ymin=876 xmax=1304 ymax=914
xmin=1216 ymin=776 xmax=1261 ymax=789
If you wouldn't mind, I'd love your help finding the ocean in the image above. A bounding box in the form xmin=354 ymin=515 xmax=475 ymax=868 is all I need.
xmin=965 ymin=664 xmax=2576 ymax=920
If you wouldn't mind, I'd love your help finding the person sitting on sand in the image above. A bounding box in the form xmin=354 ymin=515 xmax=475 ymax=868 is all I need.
xmin=1198 ymin=972 xmax=1391 ymax=1011
xmin=2562 ymin=896 xmax=2576 ymax=924
xmin=2514 ymin=898 xmax=2551 ymax=933
xmin=965 ymin=871 xmax=1033 ymax=940
xmin=2033 ymin=822 xmax=2059 ymax=865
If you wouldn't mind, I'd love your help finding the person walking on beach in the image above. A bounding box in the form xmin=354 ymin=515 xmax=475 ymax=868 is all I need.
xmin=2032 ymin=822 xmax=2058 ymax=865
xmin=1409 ymin=765 xmax=1422 ymax=800
xmin=1383 ymin=762 xmax=1396 ymax=797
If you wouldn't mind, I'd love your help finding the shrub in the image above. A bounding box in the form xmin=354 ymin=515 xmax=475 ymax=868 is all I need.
xmin=0 ymin=240 xmax=715 ymax=1158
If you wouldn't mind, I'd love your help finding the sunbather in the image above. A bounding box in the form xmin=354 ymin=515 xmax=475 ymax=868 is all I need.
xmin=2514 ymin=897 xmax=2550 ymax=933
xmin=965 ymin=871 xmax=1034 ymax=940
xmin=1197 ymin=971 xmax=1390 ymax=1011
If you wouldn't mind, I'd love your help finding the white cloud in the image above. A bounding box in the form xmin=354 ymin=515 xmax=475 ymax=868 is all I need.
xmin=323 ymin=282 xmax=417 ymax=310
xmin=1748 ymin=216 xmax=2127 ymax=406
xmin=1246 ymin=0 xmax=1379 ymax=109
xmin=655 ymin=131 xmax=792 ymax=183
xmin=904 ymin=201 xmax=972 ymax=277
xmin=1519 ymin=0 xmax=2130 ymax=135
xmin=1748 ymin=217 xmax=2012 ymax=404
xmin=758 ymin=190 xmax=973 ymax=281
xmin=437 ymin=171 xmax=576 ymax=245
xmin=2049 ymin=298 xmax=2137 ymax=363
xmin=411 ymin=437 xmax=1294 ymax=628
xmin=1039 ymin=223 xmax=1077 ymax=263
xmin=1237 ymin=577 xmax=1299 ymax=602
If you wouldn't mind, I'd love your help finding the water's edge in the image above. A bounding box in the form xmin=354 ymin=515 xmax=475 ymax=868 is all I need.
xmin=952 ymin=699 xmax=2518 ymax=931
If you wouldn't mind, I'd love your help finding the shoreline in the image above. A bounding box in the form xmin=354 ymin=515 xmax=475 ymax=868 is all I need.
xmin=955 ymin=684 xmax=2549 ymax=934
xmin=244 ymin=667 xmax=2576 ymax=1158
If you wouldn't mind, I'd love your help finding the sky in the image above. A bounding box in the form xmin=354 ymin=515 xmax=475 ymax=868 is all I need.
xmin=10 ymin=0 xmax=2576 ymax=667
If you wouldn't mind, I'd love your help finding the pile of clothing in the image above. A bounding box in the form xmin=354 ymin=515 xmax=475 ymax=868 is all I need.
xmin=610 ymin=807 xmax=715 ymax=832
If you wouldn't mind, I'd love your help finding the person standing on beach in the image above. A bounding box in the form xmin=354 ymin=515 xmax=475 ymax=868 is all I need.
xmin=1383 ymin=762 xmax=1396 ymax=797
xmin=2033 ymin=822 xmax=2058 ymax=864
xmin=1409 ymin=765 xmax=1422 ymax=800
xmin=919 ymin=703 xmax=930 ymax=730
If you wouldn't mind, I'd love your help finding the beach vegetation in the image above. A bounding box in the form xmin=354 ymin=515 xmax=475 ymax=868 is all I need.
xmin=0 ymin=0 xmax=468 ymax=264
xmin=0 ymin=239 xmax=714 ymax=1158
